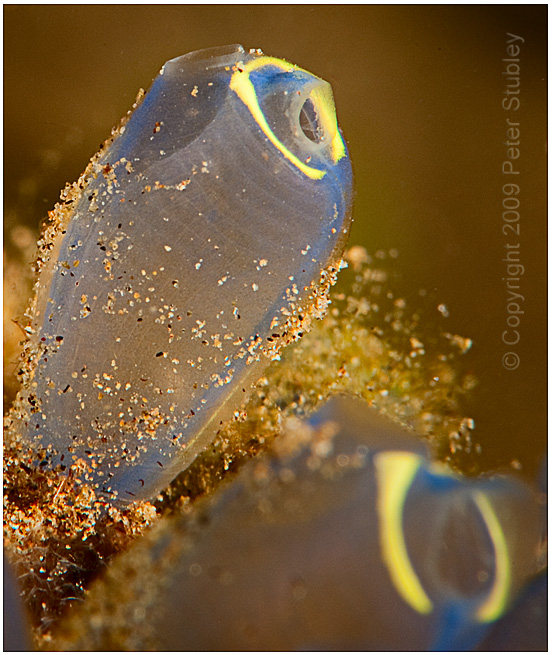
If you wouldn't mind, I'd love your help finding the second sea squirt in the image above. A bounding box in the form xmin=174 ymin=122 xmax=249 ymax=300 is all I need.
xmin=48 ymin=396 xmax=544 ymax=650
xmin=9 ymin=45 xmax=353 ymax=504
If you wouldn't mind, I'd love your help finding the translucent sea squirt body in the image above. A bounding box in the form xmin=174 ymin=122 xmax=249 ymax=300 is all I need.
xmin=9 ymin=45 xmax=353 ymax=504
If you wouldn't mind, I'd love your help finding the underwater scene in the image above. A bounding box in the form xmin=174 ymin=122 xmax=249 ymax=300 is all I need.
xmin=3 ymin=5 xmax=547 ymax=652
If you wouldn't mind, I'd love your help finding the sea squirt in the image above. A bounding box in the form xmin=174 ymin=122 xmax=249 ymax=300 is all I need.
xmin=49 ymin=396 xmax=543 ymax=650
xmin=8 ymin=45 xmax=353 ymax=504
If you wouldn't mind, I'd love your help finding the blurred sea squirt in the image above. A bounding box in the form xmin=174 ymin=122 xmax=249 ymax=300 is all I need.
xmin=51 ymin=396 xmax=543 ymax=650
xmin=8 ymin=44 xmax=353 ymax=504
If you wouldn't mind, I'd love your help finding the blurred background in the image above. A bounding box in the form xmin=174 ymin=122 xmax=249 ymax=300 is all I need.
xmin=4 ymin=5 xmax=546 ymax=480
